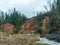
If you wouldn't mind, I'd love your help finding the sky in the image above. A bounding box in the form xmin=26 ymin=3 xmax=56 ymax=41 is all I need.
xmin=0 ymin=0 xmax=53 ymax=18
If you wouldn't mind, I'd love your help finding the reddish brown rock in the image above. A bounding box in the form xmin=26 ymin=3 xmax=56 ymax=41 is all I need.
xmin=20 ymin=18 xmax=38 ymax=34
xmin=0 ymin=23 xmax=15 ymax=35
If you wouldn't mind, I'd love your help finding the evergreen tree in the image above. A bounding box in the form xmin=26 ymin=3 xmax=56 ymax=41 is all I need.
xmin=4 ymin=13 xmax=10 ymax=23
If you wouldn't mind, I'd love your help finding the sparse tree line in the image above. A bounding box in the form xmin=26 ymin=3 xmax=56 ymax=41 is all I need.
xmin=0 ymin=8 xmax=27 ymax=26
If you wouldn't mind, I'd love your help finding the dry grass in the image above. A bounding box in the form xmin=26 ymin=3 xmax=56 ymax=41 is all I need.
xmin=0 ymin=32 xmax=50 ymax=45
xmin=0 ymin=32 xmax=40 ymax=45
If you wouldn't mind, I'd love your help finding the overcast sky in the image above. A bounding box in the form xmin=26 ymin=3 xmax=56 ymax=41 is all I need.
xmin=0 ymin=0 xmax=53 ymax=18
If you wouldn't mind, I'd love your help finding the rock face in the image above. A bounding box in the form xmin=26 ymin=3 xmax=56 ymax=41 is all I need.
xmin=20 ymin=18 xmax=38 ymax=34
xmin=41 ymin=15 xmax=52 ymax=34
xmin=0 ymin=23 xmax=15 ymax=35
xmin=19 ymin=15 xmax=52 ymax=34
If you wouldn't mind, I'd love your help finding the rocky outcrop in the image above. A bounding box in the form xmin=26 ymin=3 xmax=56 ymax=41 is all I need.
xmin=19 ymin=18 xmax=39 ymax=34
xmin=0 ymin=23 xmax=15 ymax=35
xmin=41 ymin=15 xmax=52 ymax=34
xmin=19 ymin=15 xmax=52 ymax=34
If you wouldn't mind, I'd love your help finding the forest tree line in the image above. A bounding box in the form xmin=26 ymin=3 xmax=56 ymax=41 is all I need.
xmin=0 ymin=8 xmax=27 ymax=26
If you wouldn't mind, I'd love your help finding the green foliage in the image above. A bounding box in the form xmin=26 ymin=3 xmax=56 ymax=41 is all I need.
xmin=35 ymin=27 xmax=41 ymax=34
xmin=0 ymin=18 xmax=2 ymax=25
xmin=10 ymin=8 xmax=27 ymax=26
xmin=0 ymin=11 xmax=4 ymax=25
xmin=49 ymin=0 xmax=60 ymax=34
xmin=36 ymin=12 xmax=45 ymax=22
xmin=4 ymin=13 xmax=10 ymax=23
xmin=34 ymin=43 xmax=50 ymax=45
